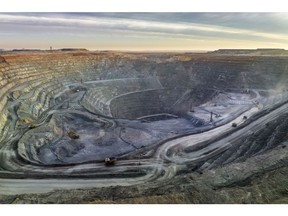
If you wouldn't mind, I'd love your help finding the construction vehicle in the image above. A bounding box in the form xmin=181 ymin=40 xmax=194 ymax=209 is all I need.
xmin=105 ymin=157 xmax=116 ymax=166
xmin=28 ymin=124 xmax=37 ymax=129
xmin=67 ymin=130 xmax=80 ymax=139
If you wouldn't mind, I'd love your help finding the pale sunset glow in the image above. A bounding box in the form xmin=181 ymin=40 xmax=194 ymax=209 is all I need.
xmin=1 ymin=12 xmax=288 ymax=50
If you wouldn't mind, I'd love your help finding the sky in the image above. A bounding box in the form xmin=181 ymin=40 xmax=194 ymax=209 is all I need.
xmin=1 ymin=12 xmax=288 ymax=51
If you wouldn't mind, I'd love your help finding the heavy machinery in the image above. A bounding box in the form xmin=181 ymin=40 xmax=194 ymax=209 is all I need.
xmin=104 ymin=157 xmax=116 ymax=166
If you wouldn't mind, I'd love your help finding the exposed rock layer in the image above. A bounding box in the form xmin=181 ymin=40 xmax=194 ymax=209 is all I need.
xmin=1 ymin=51 xmax=288 ymax=203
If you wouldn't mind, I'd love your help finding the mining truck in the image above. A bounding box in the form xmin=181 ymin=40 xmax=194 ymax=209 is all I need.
xmin=67 ymin=130 xmax=80 ymax=139
xmin=105 ymin=157 xmax=116 ymax=166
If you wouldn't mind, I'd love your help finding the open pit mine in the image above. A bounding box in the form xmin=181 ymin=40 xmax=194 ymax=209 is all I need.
xmin=1 ymin=49 xmax=288 ymax=203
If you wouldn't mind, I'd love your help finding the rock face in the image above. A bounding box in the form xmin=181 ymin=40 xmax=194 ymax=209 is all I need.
xmin=1 ymin=51 xmax=288 ymax=203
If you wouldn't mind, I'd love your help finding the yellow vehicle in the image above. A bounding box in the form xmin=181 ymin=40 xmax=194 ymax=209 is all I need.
xmin=67 ymin=130 xmax=80 ymax=139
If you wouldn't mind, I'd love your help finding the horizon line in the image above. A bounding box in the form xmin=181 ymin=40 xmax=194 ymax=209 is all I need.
xmin=1 ymin=48 xmax=287 ymax=52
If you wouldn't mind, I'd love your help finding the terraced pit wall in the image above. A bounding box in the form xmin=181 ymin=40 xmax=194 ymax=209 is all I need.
xmin=1 ymin=52 xmax=288 ymax=141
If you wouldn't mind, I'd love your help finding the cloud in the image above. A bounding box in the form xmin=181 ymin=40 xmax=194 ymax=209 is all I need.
xmin=1 ymin=13 xmax=288 ymax=50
